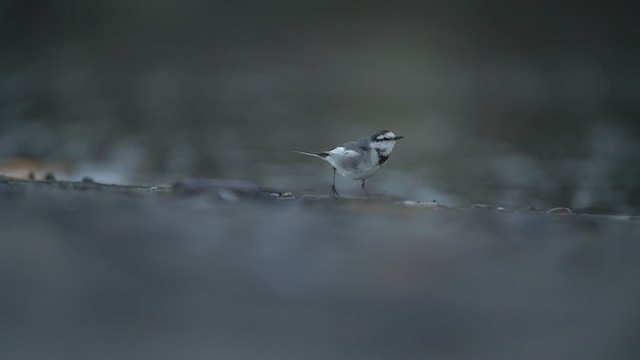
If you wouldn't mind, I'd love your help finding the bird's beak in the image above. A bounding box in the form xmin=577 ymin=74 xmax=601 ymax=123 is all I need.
xmin=394 ymin=136 xmax=404 ymax=140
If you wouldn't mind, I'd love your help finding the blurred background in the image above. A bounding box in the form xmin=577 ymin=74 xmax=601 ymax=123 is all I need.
xmin=3 ymin=2 xmax=640 ymax=360
xmin=1 ymin=0 xmax=640 ymax=212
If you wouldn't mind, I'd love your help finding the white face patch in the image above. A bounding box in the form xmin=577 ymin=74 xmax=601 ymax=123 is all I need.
xmin=370 ymin=140 xmax=396 ymax=156
xmin=376 ymin=131 xmax=396 ymax=141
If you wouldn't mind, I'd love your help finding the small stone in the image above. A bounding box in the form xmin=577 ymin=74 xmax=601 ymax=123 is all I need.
xmin=545 ymin=207 xmax=573 ymax=215
xmin=270 ymin=191 xmax=294 ymax=199
xmin=395 ymin=200 xmax=439 ymax=208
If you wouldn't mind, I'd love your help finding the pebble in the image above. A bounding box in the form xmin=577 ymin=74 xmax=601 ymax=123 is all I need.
xmin=545 ymin=207 xmax=573 ymax=215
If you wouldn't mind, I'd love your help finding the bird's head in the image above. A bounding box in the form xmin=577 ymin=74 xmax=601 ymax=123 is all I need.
xmin=370 ymin=129 xmax=404 ymax=155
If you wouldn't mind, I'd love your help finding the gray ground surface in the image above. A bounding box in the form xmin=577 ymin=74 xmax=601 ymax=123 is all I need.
xmin=1 ymin=176 xmax=639 ymax=360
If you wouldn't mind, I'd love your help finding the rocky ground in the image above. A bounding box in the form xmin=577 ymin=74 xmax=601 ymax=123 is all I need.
xmin=1 ymin=175 xmax=639 ymax=360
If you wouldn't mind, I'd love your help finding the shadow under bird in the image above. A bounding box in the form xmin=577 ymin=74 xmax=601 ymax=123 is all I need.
xmin=293 ymin=130 xmax=404 ymax=199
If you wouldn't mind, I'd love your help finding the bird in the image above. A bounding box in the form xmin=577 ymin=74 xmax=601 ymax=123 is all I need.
xmin=293 ymin=129 xmax=404 ymax=199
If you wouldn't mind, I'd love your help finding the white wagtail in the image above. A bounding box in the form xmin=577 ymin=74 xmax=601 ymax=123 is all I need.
xmin=293 ymin=129 xmax=404 ymax=199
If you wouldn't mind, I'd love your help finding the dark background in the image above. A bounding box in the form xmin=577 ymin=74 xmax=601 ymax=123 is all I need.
xmin=2 ymin=2 xmax=640 ymax=360
xmin=2 ymin=0 xmax=640 ymax=211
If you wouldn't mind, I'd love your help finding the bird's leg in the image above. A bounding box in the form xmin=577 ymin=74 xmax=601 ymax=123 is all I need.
xmin=329 ymin=167 xmax=341 ymax=198
xmin=361 ymin=180 xmax=372 ymax=200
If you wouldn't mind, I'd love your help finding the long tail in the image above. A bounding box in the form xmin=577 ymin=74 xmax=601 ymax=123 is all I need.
xmin=292 ymin=150 xmax=329 ymax=159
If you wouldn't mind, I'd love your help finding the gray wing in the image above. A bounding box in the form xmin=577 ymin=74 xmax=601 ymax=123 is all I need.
xmin=330 ymin=140 xmax=372 ymax=170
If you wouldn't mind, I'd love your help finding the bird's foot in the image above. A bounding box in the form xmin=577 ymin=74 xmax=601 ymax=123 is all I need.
xmin=329 ymin=184 xmax=341 ymax=198
xmin=361 ymin=183 xmax=372 ymax=200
